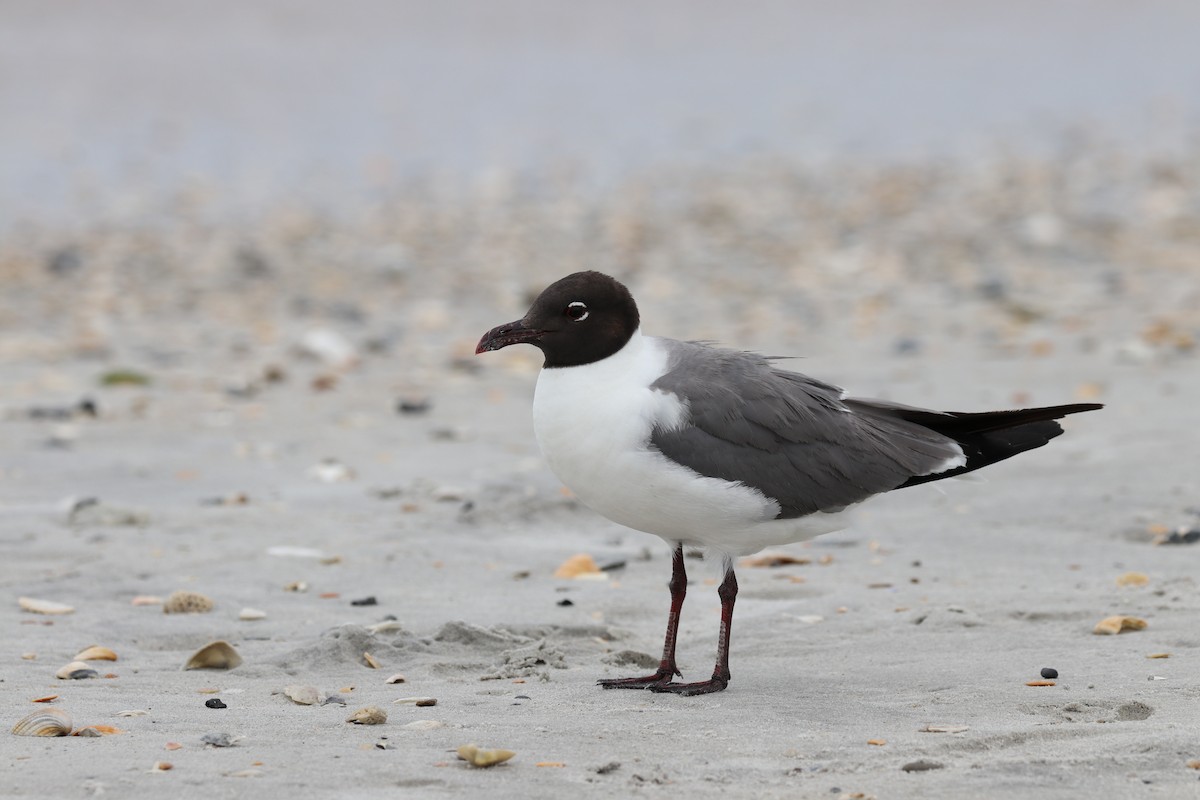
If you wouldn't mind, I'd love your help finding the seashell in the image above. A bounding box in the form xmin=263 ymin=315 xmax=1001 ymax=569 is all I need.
xmin=74 ymin=725 xmax=122 ymax=737
xmin=456 ymin=743 xmax=516 ymax=767
xmin=392 ymin=697 xmax=437 ymax=707
xmin=362 ymin=652 xmax=380 ymax=669
xmin=367 ymin=620 xmax=403 ymax=634
xmin=18 ymin=596 xmax=74 ymax=615
xmin=32 ymin=695 xmax=59 ymax=703
xmin=163 ymin=591 xmax=214 ymax=614
xmin=152 ymin=762 xmax=173 ymax=772
xmin=55 ymin=661 xmax=98 ymax=680
xmin=1116 ymin=572 xmax=1149 ymax=587
xmin=74 ymin=645 xmax=118 ymax=662
xmin=283 ymin=685 xmax=320 ymax=705
xmin=740 ymin=553 xmax=812 ymax=568
xmin=184 ymin=641 xmax=243 ymax=671
xmin=131 ymin=595 xmax=162 ymax=606
xmin=385 ymin=673 xmax=407 ymax=684
xmin=346 ymin=706 xmax=387 ymax=725
xmin=201 ymin=732 xmax=239 ymax=748
xmin=11 ymin=708 xmax=72 ymax=737
xmin=164 ymin=741 xmax=183 ymax=750
xmin=553 ymin=553 xmax=602 ymax=579
xmin=283 ymin=581 xmax=308 ymax=593
xmin=238 ymin=608 xmax=267 ymax=621
xmin=403 ymin=720 xmax=443 ymax=730
xmin=116 ymin=710 xmax=148 ymax=717
xmin=1093 ymin=615 xmax=1148 ymax=635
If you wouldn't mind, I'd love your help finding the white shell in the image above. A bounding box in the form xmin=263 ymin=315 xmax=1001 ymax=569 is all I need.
xmin=55 ymin=661 xmax=98 ymax=680
xmin=11 ymin=708 xmax=72 ymax=737
xmin=392 ymin=697 xmax=437 ymax=706
xmin=282 ymin=685 xmax=320 ymax=705
xmin=238 ymin=608 xmax=267 ymax=621
xmin=18 ymin=597 xmax=74 ymax=615
xmin=384 ymin=673 xmax=407 ymax=684
xmin=183 ymin=641 xmax=243 ymax=670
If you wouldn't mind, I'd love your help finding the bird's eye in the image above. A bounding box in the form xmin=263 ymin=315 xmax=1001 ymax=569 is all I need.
xmin=565 ymin=301 xmax=589 ymax=321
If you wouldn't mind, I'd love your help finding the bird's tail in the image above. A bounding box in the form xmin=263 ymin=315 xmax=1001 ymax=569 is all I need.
xmin=858 ymin=402 xmax=1103 ymax=488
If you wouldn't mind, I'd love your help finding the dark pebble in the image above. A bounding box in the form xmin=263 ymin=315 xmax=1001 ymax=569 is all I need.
xmin=557 ymin=598 xmax=574 ymax=607
xmin=205 ymin=698 xmax=227 ymax=709
xmin=1160 ymin=529 xmax=1200 ymax=545
xmin=901 ymin=760 xmax=945 ymax=773
xmin=396 ymin=397 xmax=431 ymax=415
xmin=594 ymin=762 xmax=621 ymax=775
xmin=351 ymin=596 xmax=378 ymax=606
xmin=1041 ymin=667 xmax=1059 ymax=679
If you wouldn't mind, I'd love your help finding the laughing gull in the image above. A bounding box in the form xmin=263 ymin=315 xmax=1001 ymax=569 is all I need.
xmin=476 ymin=271 xmax=1101 ymax=696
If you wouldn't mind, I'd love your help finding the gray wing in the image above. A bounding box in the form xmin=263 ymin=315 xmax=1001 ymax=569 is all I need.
xmin=648 ymin=340 xmax=962 ymax=518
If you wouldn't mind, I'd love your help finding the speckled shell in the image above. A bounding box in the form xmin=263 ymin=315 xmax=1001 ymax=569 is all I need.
xmin=163 ymin=591 xmax=214 ymax=614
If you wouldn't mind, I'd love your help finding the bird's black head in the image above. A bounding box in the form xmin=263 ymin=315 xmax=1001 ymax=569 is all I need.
xmin=475 ymin=271 xmax=640 ymax=368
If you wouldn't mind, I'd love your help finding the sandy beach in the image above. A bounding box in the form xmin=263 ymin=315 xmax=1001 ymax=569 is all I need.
xmin=4 ymin=2 xmax=1200 ymax=798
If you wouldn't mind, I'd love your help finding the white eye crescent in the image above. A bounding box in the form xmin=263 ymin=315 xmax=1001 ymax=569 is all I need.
xmin=565 ymin=301 xmax=589 ymax=321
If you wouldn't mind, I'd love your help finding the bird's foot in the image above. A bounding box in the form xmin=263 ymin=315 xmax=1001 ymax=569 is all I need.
xmin=597 ymin=667 xmax=679 ymax=690
xmin=647 ymin=676 xmax=728 ymax=696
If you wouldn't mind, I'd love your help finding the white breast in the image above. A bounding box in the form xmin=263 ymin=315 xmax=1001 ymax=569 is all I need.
xmin=532 ymin=332 xmax=846 ymax=554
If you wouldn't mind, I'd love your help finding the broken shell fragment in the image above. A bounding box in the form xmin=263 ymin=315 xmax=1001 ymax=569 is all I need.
xmin=457 ymin=743 xmax=516 ymax=767
xmin=163 ymin=591 xmax=214 ymax=614
xmin=238 ymin=608 xmax=267 ymax=621
xmin=74 ymin=646 xmax=118 ymax=662
xmin=74 ymin=725 xmax=122 ymax=736
xmin=282 ymin=685 xmax=320 ymax=705
xmin=1116 ymin=572 xmax=1149 ymax=587
xmin=152 ymin=761 xmax=174 ymax=772
xmin=184 ymin=641 xmax=243 ymax=671
xmin=1093 ymin=615 xmax=1148 ymax=635
xmin=346 ymin=706 xmax=387 ymax=725
xmin=740 ymin=553 xmax=811 ymax=568
xmin=392 ymin=697 xmax=437 ymax=706
xmin=385 ymin=673 xmax=407 ymax=684
xmin=553 ymin=553 xmax=602 ymax=579
xmin=12 ymin=708 xmax=73 ymax=737
xmin=363 ymin=652 xmax=381 ymax=669
xmin=55 ymin=661 xmax=99 ymax=680
xmin=18 ymin=597 xmax=74 ymax=615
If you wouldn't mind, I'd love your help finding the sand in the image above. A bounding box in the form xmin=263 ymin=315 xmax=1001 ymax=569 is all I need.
xmin=4 ymin=3 xmax=1200 ymax=798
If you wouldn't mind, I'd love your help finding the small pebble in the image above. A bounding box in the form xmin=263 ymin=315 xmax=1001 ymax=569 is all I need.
xmin=205 ymin=698 xmax=227 ymax=709
xmin=1041 ymin=667 xmax=1059 ymax=679
xmin=556 ymin=598 xmax=574 ymax=607
xmin=396 ymin=397 xmax=431 ymax=415
xmin=350 ymin=596 xmax=378 ymax=607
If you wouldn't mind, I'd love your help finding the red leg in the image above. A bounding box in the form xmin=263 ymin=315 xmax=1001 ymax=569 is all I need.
xmin=598 ymin=544 xmax=687 ymax=689
xmin=649 ymin=561 xmax=736 ymax=695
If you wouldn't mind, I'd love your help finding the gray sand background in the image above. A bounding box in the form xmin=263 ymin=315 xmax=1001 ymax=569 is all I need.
xmin=2 ymin=2 xmax=1200 ymax=798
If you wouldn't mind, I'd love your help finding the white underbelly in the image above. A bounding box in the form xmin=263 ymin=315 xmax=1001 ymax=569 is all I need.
xmin=532 ymin=340 xmax=852 ymax=555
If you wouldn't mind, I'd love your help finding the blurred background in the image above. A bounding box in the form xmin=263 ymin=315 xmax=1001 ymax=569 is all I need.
xmin=2 ymin=0 xmax=1199 ymax=398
